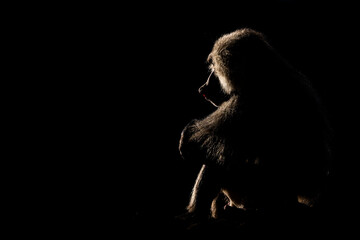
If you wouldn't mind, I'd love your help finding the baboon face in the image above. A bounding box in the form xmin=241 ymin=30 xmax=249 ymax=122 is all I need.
xmin=198 ymin=69 xmax=229 ymax=107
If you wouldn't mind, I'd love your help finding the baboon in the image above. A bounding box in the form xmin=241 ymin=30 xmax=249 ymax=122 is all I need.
xmin=178 ymin=28 xmax=332 ymax=229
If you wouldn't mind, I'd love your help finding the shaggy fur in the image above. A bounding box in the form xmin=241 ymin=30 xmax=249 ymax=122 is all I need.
xmin=179 ymin=28 xmax=332 ymax=220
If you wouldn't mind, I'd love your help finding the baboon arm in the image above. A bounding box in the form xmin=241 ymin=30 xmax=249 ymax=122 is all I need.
xmin=187 ymin=164 xmax=222 ymax=216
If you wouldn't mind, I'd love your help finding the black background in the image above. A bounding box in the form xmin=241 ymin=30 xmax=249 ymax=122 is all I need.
xmin=19 ymin=0 xmax=360 ymax=236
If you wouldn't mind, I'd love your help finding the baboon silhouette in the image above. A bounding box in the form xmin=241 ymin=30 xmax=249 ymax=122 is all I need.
xmin=178 ymin=28 xmax=333 ymax=234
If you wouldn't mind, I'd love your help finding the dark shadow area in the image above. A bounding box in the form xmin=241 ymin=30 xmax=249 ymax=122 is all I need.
xmin=24 ymin=0 xmax=360 ymax=237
